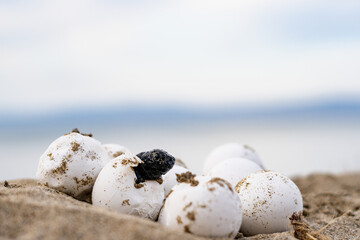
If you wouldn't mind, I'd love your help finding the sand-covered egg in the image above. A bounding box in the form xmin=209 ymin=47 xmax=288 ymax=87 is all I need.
xmin=235 ymin=171 xmax=303 ymax=236
xmin=162 ymin=165 xmax=189 ymax=195
xmin=92 ymin=150 xmax=174 ymax=220
xmin=159 ymin=173 xmax=242 ymax=238
xmin=203 ymin=143 xmax=264 ymax=174
xmin=103 ymin=143 xmax=130 ymax=159
xmin=208 ymin=157 xmax=262 ymax=187
xmin=36 ymin=130 xmax=109 ymax=200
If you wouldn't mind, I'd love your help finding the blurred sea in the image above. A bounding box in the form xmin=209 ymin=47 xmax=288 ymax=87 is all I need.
xmin=1 ymin=100 xmax=360 ymax=180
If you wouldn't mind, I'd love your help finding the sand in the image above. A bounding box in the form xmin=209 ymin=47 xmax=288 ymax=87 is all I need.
xmin=0 ymin=173 xmax=359 ymax=240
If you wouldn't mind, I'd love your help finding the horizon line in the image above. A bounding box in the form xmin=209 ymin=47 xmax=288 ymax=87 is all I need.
xmin=0 ymin=97 xmax=360 ymax=129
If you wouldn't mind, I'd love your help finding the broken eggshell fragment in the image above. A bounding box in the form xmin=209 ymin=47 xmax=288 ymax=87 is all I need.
xmin=235 ymin=171 xmax=303 ymax=236
xmin=36 ymin=131 xmax=109 ymax=201
xmin=159 ymin=174 xmax=242 ymax=238
xmin=92 ymin=152 xmax=165 ymax=220
xmin=174 ymin=158 xmax=187 ymax=169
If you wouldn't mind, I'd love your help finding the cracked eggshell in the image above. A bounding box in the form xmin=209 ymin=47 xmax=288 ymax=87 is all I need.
xmin=235 ymin=171 xmax=303 ymax=236
xmin=103 ymin=143 xmax=130 ymax=159
xmin=174 ymin=158 xmax=187 ymax=169
xmin=208 ymin=157 xmax=263 ymax=187
xmin=159 ymin=176 xmax=242 ymax=238
xmin=162 ymin=165 xmax=189 ymax=196
xmin=36 ymin=133 xmax=109 ymax=200
xmin=92 ymin=153 xmax=164 ymax=220
xmin=203 ymin=143 xmax=264 ymax=174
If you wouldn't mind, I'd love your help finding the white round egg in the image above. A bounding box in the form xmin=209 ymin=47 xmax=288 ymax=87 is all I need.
xmin=92 ymin=153 xmax=164 ymax=220
xmin=203 ymin=143 xmax=264 ymax=174
xmin=208 ymin=158 xmax=262 ymax=187
xmin=103 ymin=143 xmax=130 ymax=159
xmin=162 ymin=165 xmax=189 ymax=196
xmin=235 ymin=171 xmax=303 ymax=236
xmin=159 ymin=174 xmax=242 ymax=238
xmin=36 ymin=132 xmax=109 ymax=201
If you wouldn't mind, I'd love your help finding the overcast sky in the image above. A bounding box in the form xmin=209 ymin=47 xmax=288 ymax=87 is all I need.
xmin=1 ymin=0 xmax=360 ymax=113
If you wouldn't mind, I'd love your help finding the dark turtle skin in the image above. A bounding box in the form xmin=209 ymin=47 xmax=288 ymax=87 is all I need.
xmin=134 ymin=149 xmax=175 ymax=184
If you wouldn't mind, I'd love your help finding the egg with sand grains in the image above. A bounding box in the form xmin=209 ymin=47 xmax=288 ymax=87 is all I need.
xmin=103 ymin=143 xmax=130 ymax=159
xmin=162 ymin=165 xmax=189 ymax=195
xmin=36 ymin=129 xmax=109 ymax=201
xmin=203 ymin=143 xmax=264 ymax=174
xmin=159 ymin=173 xmax=242 ymax=238
xmin=92 ymin=149 xmax=175 ymax=220
xmin=208 ymin=157 xmax=262 ymax=187
xmin=235 ymin=171 xmax=303 ymax=236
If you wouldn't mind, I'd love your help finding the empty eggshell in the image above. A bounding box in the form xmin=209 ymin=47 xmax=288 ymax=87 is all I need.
xmin=235 ymin=171 xmax=303 ymax=236
xmin=208 ymin=157 xmax=263 ymax=187
xmin=162 ymin=165 xmax=189 ymax=195
xmin=203 ymin=143 xmax=264 ymax=174
xmin=36 ymin=132 xmax=109 ymax=201
xmin=103 ymin=143 xmax=130 ymax=159
xmin=92 ymin=153 xmax=165 ymax=220
xmin=159 ymin=174 xmax=242 ymax=238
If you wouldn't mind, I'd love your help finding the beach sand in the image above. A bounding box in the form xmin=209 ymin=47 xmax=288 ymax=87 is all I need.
xmin=1 ymin=173 xmax=359 ymax=240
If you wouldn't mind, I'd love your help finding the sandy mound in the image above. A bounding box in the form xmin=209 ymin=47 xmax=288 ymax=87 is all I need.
xmin=1 ymin=173 xmax=360 ymax=240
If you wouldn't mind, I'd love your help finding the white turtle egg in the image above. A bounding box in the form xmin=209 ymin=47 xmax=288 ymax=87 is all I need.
xmin=159 ymin=174 xmax=242 ymax=238
xmin=208 ymin=158 xmax=262 ymax=187
xmin=103 ymin=143 xmax=130 ymax=159
xmin=162 ymin=165 xmax=189 ymax=196
xmin=36 ymin=132 xmax=109 ymax=201
xmin=92 ymin=153 xmax=164 ymax=220
xmin=203 ymin=143 xmax=264 ymax=173
xmin=235 ymin=171 xmax=303 ymax=236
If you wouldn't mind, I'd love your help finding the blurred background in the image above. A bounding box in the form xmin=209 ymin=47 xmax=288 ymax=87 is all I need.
xmin=1 ymin=0 xmax=360 ymax=180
